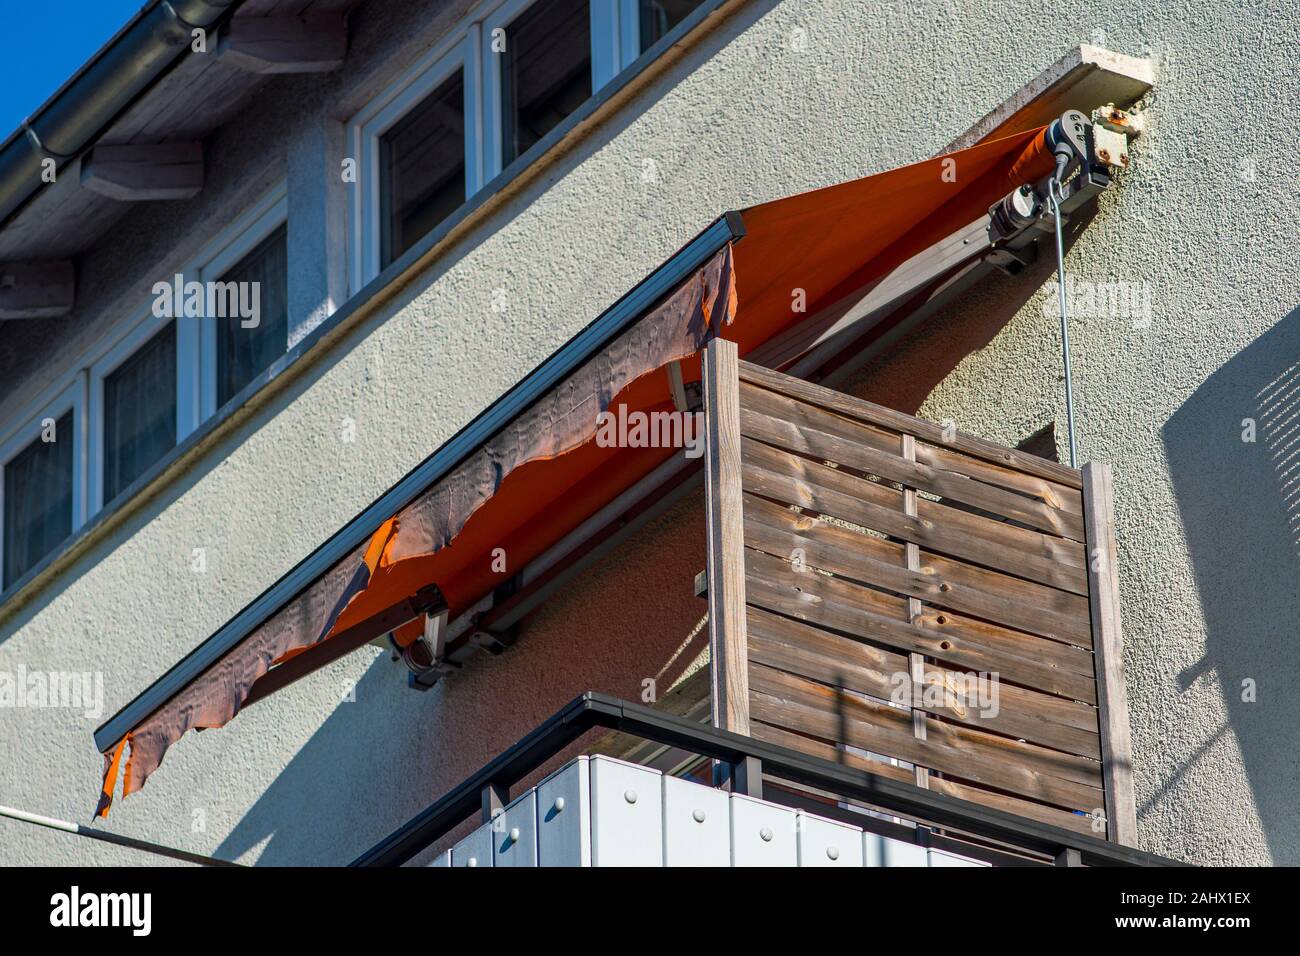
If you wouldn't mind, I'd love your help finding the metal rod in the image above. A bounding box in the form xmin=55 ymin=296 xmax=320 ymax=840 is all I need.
xmin=0 ymin=804 xmax=243 ymax=867
xmin=1049 ymin=178 xmax=1079 ymax=468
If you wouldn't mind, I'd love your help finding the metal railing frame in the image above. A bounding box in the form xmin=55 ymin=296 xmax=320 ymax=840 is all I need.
xmin=351 ymin=692 xmax=1182 ymax=868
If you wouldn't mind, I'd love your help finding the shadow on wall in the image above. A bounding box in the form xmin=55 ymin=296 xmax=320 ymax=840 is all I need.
xmin=1162 ymin=305 xmax=1300 ymax=865
xmin=213 ymin=658 xmax=413 ymax=866
xmin=842 ymin=206 xmax=1096 ymax=417
xmin=215 ymin=492 xmax=710 ymax=865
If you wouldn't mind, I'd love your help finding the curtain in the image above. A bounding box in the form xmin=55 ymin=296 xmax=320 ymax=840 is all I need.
xmin=217 ymin=225 xmax=288 ymax=408
xmin=104 ymin=321 xmax=177 ymax=504
xmin=380 ymin=70 xmax=466 ymax=268
xmin=3 ymin=411 xmax=73 ymax=588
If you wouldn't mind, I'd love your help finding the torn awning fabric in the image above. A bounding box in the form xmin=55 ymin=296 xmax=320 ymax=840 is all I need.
xmin=94 ymin=124 xmax=1058 ymax=816
xmin=95 ymin=244 xmax=737 ymax=815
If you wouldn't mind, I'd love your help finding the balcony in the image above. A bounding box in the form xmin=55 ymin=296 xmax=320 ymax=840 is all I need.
xmin=356 ymin=343 xmax=1173 ymax=868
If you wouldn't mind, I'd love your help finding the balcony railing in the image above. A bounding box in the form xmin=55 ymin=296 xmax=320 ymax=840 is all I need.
xmin=352 ymin=693 xmax=1177 ymax=866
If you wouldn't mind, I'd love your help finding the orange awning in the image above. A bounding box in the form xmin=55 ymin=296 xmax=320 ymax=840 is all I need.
xmin=95 ymin=125 xmax=1056 ymax=814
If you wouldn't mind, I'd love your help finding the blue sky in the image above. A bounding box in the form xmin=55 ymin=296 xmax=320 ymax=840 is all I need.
xmin=0 ymin=1 xmax=148 ymax=135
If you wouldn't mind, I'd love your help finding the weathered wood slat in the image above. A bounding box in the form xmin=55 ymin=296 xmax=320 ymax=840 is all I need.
xmin=737 ymin=359 xmax=1083 ymax=490
xmin=914 ymin=605 xmax=1098 ymax=695
xmin=703 ymin=340 xmax=750 ymax=735
xmin=742 ymin=439 xmax=1090 ymax=596
xmin=916 ymin=438 xmax=1083 ymax=516
xmin=749 ymin=603 xmax=1097 ymax=735
xmin=749 ymin=719 xmax=1100 ymax=837
xmin=1081 ymin=462 xmax=1138 ymax=846
xmin=736 ymin=497 xmax=1098 ymax=690
xmin=730 ymin=367 xmax=1083 ymax=514
xmin=749 ymin=665 xmax=1102 ymax=809
xmin=744 ymin=549 xmax=1097 ymax=702
xmin=901 ymin=432 xmax=929 ymax=789
xmin=743 ymin=494 xmax=1092 ymax=645
xmin=747 ymin=606 xmax=1101 ymax=757
xmin=740 ymin=382 xmax=1086 ymax=539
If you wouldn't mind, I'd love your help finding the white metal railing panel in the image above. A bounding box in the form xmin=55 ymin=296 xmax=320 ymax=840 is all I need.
xmin=729 ymin=793 xmax=798 ymax=866
xmin=451 ymin=821 xmax=494 ymax=867
xmin=537 ymin=756 xmax=591 ymax=866
xmin=797 ymin=811 xmax=865 ymax=867
xmin=494 ymin=790 xmax=538 ymax=867
xmin=662 ymin=774 xmax=730 ymax=866
xmin=589 ymin=756 xmax=664 ymax=866
xmin=424 ymin=755 xmax=990 ymax=867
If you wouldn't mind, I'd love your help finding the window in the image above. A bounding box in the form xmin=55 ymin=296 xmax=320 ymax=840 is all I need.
xmin=0 ymin=188 xmax=287 ymax=595
xmin=634 ymin=0 xmax=705 ymax=52
xmin=197 ymin=185 xmax=289 ymax=418
xmin=3 ymin=415 xmax=74 ymax=589
xmin=499 ymin=0 xmax=592 ymax=167
xmin=351 ymin=0 xmax=716 ymax=289
xmin=102 ymin=321 xmax=177 ymax=504
xmin=214 ymin=224 xmax=289 ymax=406
xmin=379 ymin=70 xmax=467 ymax=269
xmin=1 ymin=381 xmax=85 ymax=591
xmin=350 ymin=35 xmax=479 ymax=288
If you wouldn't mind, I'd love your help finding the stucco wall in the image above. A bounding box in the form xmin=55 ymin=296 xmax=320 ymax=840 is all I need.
xmin=1 ymin=0 xmax=1296 ymax=865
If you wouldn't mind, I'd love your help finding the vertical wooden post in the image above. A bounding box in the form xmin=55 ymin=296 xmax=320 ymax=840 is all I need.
xmin=1081 ymin=461 xmax=1137 ymax=846
xmin=901 ymin=433 xmax=929 ymax=789
xmin=703 ymin=339 xmax=749 ymax=736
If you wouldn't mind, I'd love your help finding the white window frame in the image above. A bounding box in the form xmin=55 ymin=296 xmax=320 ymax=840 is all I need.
xmin=0 ymin=376 xmax=88 ymax=588
xmin=482 ymin=0 xmax=619 ymax=182
xmin=87 ymin=309 xmax=188 ymax=514
xmin=617 ymin=0 xmax=643 ymax=67
xmin=0 ymin=184 xmax=288 ymax=588
xmin=195 ymin=183 xmax=290 ymax=421
xmin=349 ymin=0 xmax=659 ymax=293
xmin=348 ymin=32 xmax=484 ymax=290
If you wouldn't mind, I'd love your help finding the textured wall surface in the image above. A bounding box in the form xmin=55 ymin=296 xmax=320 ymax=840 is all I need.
xmin=1 ymin=0 xmax=1297 ymax=865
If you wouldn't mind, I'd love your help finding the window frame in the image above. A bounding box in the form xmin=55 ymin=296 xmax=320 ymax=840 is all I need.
xmin=0 ymin=377 xmax=88 ymax=590
xmin=196 ymin=184 xmax=290 ymax=422
xmin=482 ymin=0 xmax=603 ymax=181
xmin=349 ymin=32 xmax=483 ymax=290
xmin=349 ymin=0 xmax=671 ymax=291
xmin=0 ymin=182 xmax=287 ymax=564
xmin=87 ymin=309 xmax=186 ymax=514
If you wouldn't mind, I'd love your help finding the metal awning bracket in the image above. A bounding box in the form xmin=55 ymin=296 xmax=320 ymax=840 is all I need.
xmin=985 ymin=110 xmax=1123 ymax=274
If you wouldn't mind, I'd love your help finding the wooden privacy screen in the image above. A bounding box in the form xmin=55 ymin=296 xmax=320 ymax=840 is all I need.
xmin=701 ymin=339 xmax=1136 ymax=845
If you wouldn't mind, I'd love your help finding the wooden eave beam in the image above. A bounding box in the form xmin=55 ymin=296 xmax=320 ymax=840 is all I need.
xmin=79 ymin=142 xmax=204 ymax=201
xmin=0 ymin=260 xmax=75 ymax=319
xmin=218 ymin=15 xmax=349 ymax=75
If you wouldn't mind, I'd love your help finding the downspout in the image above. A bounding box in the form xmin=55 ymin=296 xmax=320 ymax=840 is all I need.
xmin=0 ymin=0 xmax=240 ymax=231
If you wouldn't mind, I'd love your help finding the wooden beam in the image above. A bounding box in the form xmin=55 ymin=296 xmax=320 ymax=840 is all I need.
xmin=946 ymin=45 xmax=1154 ymax=152
xmin=902 ymin=433 xmax=929 ymax=789
xmin=1081 ymin=461 xmax=1138 ymax=846
xmin=702 ymin=338 xmax=749 ymax=735
xmin=79 ymin=142 xmax=204 ymax=201
xmin=218 ymin=15 xmax=348 ymax=74
xmin=0 ymin=260 xmax=74 ymax=319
